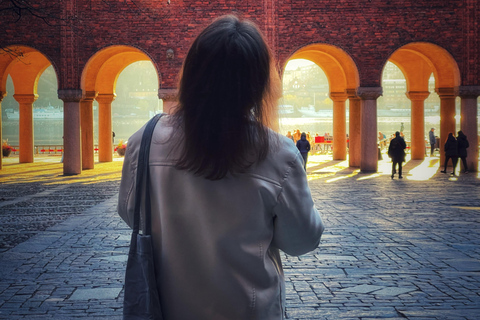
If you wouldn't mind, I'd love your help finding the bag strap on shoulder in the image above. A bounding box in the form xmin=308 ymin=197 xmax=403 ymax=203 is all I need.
xmin=133 ymin=113 xmax=164 ymax=235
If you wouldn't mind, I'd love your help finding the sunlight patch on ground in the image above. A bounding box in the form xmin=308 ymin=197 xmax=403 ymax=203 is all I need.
xmin=310 ymin=159 xmax=349 ymax=173
xmin=357 ymin=173 xmax=383 ymax=180
xmin=306 ymin=155 xmax=349 ymax=182
xmin=326 ymin=170 xmax=360 ymax=183
xmin=0 ymin=155 xmax=124 ymax=185
xmin=452 ymin=206 xmax=480 ymax=211
xmin=407 ymin=158 xmax=440 ymax=181
xmin=377 ymin=159 xmax=393 ymax=175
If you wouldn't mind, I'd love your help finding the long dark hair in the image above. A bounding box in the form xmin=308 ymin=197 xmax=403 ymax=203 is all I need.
xmin=171 ymin=15 xmax=280 ymax=180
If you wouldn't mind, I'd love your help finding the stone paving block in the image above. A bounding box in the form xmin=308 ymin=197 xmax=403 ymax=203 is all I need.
xmin=397 ymin=308 xmax=479 ymax=319
xmin=286 ymin=307 xmax=323 ymax=319
xmin=68 ymin=287 xmax=122 ymax=301
xmin=372 ymin=286 xmax=417 ymax=296
xmin=316 ymin=254 xmax=358 ymax=261
xmin=340 ymin=284 xmax=386 ymax=294
xmin=444 ymin=259 xmax=480 ymax=272
xmin=8 ymin=233 xmax=63 ymax=254
xmin=97 ymin=255 xmax=127 ymax=263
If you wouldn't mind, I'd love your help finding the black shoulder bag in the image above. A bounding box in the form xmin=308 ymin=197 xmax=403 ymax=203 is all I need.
xmin=123 ymin=113 xmax=164 ymax=320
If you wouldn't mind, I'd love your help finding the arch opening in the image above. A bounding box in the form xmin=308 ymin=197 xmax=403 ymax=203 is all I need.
xmin=280 ymin=44 xmax=360 ymax=168
xmin=0 ymin=46 xmax=59 ymax=164
xmin=381 ymin=42 xmax=462 ymax=165
xmin=81 ymin=45 xmax=161 ymax=163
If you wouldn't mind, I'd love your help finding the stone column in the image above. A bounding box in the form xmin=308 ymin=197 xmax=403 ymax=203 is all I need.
xmin=81 ymin=91 xmax=97 ymax=170
xmin=158 ymin=89 xmax=178 ymax=115
xmin=347 ymin=90 xmax=361 ymax=167
xmin=96 ymin=94 xmax=115 ymax=162
xmin=436 ymin=87 xmax=457 ymax=167
xmin=406 ymin=91 xmax=430 ymax=160
xmin=13 ymin=94 xmax=38 ymax=163
xmin=458 ymin=86 xmax=480 ymax=172
xmin=0 ymin=91 xmax=6 ymax=170
xmin=357 ymin=87 xmax=382 ymax=172
xmin=330 ymin=92 xmax=348 ymax=160
xmin=58 ymin=89 xmax=83 ymax=175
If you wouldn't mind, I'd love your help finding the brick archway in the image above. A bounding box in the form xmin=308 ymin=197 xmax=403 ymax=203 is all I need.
xmin=388 ymin=42 xmax=462 ymax=165
xmin=0 ymin=46 xmax=53 ymax=168
xmin=284 ymin=44 xmax=362 ymax=166
xmin=80 ymin=46 xmax=160 ymax=169
xmin=2 ymin=1 xmax=478 ymax=175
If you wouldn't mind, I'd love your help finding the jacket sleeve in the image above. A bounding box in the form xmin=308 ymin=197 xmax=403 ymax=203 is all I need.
xmin=271 ymin=152 xmax=324 ymax=256
xmin=117 ymin=127 xmax=144 ymax=229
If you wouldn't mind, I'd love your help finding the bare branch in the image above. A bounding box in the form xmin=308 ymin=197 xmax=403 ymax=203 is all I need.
xmin=0 ymin=46 xmax=31 ymax=64
xmin=0 ymin=0 xmax=65 ymax=26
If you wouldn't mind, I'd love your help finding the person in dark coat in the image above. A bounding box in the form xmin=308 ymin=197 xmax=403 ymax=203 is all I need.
xmin=428 ymin=128 xmax=436 ymax=156
xmin=296 ymin=132 xmax=311 ymax=171
xmin=388 ymin=131 xmax=407 ymax=179
xmin=441 ymin=132 xmax=458 ymax=175
xmin=456 ymin=130 xmax=469 ymax=173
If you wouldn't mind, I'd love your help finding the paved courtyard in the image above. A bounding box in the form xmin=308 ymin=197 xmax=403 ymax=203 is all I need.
xmin=0 ymin=154 xmax=479 ymax=319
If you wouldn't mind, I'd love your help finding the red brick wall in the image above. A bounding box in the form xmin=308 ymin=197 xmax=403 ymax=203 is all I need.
xmin=1 ymin=0 xmax=478 ymax=89
xmin=276 ymin=0 xmax=477 ymax=86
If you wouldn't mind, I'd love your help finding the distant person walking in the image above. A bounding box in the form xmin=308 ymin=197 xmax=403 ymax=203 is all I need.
xmin=286 ymin=131 xmax=294 ymax=142
xmin=429 ymin=128 xmax=436 ymax=156
xmin=296 ymin=132 xmax=311 ymax=171
xmin=293 ymin=129 xmax=301 ymax=143
xmin=388 ymin=131 xmax=406 ymax=179
xmin=456 ymin=130 xmax=469 ymax=174
xmin=441 ymin=132 xmax=458 ymax=175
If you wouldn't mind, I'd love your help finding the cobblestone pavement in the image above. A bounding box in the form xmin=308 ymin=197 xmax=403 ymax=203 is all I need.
xmin=0 ymin=154 xmax=479 ymax=319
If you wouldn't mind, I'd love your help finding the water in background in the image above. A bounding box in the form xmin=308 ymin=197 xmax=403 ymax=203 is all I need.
xmin=2 ymin=117 xmax=152 ymax=146
xmin=0 ymin=115 xmax=465 ymax=146
xmin=279 ymin=116 xmax=444 ymax=142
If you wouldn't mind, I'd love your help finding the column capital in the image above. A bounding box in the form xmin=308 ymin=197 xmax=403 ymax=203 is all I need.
xmin=13 ymin=93 xmax=39 ymax=104
xmin=457 ymin=86 xmax=480 ymax=99
xmin=96 ymin=93 xmax=116 ymax=104
xmin=329 ymin=92 xmax=348 ymax=102
xmin=406 ymin=91 xmax=430 ymax=101
xmin=435 ymin=87 xmax=457 ymax=98
xmin=58 ymin=89 xmax=83 ymax=102
xmin=0 ymin=91 xmax=6 ymax=102
xmin=346 ymin=88 xmax=359 ymax=99
xmin=82 ymin=91 xmax=98 ymax=102
xmin=158 ymin=88 xmax=178 ymax=101
xmin=357 ymin=87 xmax=382 ymax=100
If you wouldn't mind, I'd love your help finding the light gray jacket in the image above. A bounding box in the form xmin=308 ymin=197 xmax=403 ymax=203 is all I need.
xmin=118 ymin=116 xmax=324 ymax=320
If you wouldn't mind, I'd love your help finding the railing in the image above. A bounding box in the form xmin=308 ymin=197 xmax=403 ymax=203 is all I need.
xmin=7 ymin=145 xmax=101 ymax=155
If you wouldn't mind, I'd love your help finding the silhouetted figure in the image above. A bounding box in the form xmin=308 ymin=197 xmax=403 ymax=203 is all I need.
xmin=429 ymin=128 xmax=436 ymax=156
xmin=296 ymin=132 xmax=311 ymax=171
xmin=388 ymin=131 xmax=406 ymax=179
xmin=441 ymin=132 xmax=458 ymax=175
xmin=456 ymin=130 xmax=469 ymax=174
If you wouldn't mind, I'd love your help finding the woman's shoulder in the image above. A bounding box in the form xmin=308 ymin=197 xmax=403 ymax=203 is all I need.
xmin=246 ymin=131 xmax=302 ymax=181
